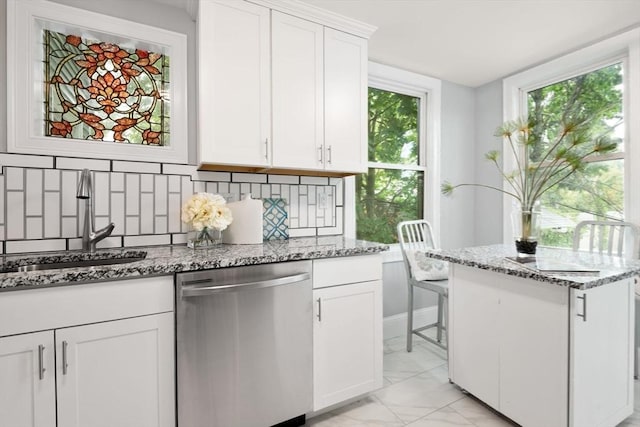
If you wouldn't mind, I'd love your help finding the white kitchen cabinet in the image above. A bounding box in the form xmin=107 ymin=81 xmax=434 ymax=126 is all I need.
xmin=312 ymin=255 xmax=383 ymax=411
xmin=272 ymin=11 xmax=324 ymax=171
xmin=570 ymin=283 xmax=634 ymax=427
xmin=0 ymin=277 xmax=175 ymax=427
xmin=449 ymin=264 xmax=634 ymax=427
xmin=0 ymin=331 xmax=56 ymax=427
xmin=57 ymin=313 xmax=174 ymax=427
xmin=324 ymin=28 xmax=368 ymax=174
xmin=197 ymin=0 xmax=374 ymax=176
xmin=197 ymin=0 xmax=271 ymax=167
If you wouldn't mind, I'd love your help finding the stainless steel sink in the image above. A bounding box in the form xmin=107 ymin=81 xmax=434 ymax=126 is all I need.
xmin=12 ymin=255 xmax=146 ymax=273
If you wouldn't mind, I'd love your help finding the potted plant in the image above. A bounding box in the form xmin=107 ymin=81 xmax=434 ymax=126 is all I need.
xmin=442 ymin=116 xmax=617 ymax=255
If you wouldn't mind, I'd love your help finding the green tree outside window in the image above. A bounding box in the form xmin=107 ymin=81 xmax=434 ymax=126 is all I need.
xmin=356 ymin=88 xmax=424 ymax=244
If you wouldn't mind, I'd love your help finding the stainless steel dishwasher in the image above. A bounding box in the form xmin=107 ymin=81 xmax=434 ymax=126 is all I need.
xmin=176 ymin=261 xmax=313 ymax=427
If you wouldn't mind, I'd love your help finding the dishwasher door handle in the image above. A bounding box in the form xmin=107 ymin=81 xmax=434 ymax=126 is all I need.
xmin=181 ymin=272 xmax=311 ymax=297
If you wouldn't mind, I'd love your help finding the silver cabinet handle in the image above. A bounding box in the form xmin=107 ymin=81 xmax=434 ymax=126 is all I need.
xmin=182 ymin=272 xmax=311 ymax=297
xmin=62 ymin=341 xmax=69 ymax=375
xmin=38 ymin=345 xmax=45 ymax=380
xmin=317 ymin=298 xmax=322 ymax=322
xmin=327 ymin=145 xmax=332 ymax=164
xmin=264 ymin=138 xmax=269 ymax=160
xmin=318 ymin=146 xmax=323 ymax=164
xmin=577 ymin=294 xmax=587 ymax=322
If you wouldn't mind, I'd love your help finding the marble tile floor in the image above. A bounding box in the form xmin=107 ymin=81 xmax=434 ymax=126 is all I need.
xmin=306 ymin=334 xmax=640 ymax=427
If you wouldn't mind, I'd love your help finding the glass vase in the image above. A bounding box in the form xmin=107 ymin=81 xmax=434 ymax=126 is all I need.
xmin=187 ymin=227 xmax=222 ymax=249
xmin=511 ymin=201 xmax=541 ymax=255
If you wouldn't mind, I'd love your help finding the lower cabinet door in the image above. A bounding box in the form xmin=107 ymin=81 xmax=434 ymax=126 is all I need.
xmin=0 ymin=331 xmax=56 ymax=427
xmin=570 ymin=280 xmax=634 ymax=427
xmin=313 ymin=280 xmax=382 ymax=411
xmin=56 ymin=312 xmax=175 ymax=427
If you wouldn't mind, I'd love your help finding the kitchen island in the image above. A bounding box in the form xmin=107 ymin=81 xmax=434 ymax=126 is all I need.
xmin=422 ymin=244 xmax=640 ymax=427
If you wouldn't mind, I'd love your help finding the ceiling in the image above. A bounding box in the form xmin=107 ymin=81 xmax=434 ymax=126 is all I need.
xmin=298 ymin=0 xmax=640 ymax=87
xmin=156 ymin=0 xmax=640 ymax=88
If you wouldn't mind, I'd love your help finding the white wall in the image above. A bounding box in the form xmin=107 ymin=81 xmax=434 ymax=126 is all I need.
xmin=474 ymin=79 xmax=504 ymax=245
xmin=1 ymin=0 xmax=7 ymax=153
xmin=440 ymin=80 xmax=476 ymax=249
xmin=383 ymin=79 xmax=478 ymax=319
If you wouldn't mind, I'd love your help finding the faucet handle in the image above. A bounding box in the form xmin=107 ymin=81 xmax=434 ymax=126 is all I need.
xmin=77 ymin=169 xmax=91 ymax=199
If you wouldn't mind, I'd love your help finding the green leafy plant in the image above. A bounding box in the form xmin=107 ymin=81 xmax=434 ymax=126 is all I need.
xmin=442 ymin=116 xmax=618 ymax=244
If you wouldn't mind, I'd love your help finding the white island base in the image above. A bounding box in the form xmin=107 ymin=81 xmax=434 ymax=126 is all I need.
xmin=448 ymin=263 xmax=634 ymax=427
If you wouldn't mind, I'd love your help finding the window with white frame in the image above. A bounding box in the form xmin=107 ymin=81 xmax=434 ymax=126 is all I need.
xmin=349 ymin=62 xmax=441 ymax=245
xmin=502 ymin=29 xmax=640 ymax=247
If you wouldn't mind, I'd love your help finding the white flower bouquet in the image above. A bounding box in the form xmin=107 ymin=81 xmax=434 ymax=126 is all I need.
xmin=181 ymin=192 xmax=233 ymax=248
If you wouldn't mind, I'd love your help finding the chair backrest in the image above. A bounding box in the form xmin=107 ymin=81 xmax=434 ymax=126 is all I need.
xmin=397 ymin=220 xmax=438 ymax=280
xmin=573 ymin=220 xmax=640 ymax=259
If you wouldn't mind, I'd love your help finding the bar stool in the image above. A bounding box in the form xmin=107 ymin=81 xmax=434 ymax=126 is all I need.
xmin=397 ymin=220 xmax=448 ymax=352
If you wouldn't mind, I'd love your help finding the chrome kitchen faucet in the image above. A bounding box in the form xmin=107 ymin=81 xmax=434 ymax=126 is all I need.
xmin=76 ymin=169 xmax=115 ymax=252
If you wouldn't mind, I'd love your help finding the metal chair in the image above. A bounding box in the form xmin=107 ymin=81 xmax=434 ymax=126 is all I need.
xmin=573 ymin=220 xmax=640 ymax=258
xmin=572 ymin=220 xmax=640 ymax=378
xmin=397 ymin=220 xmax=448 ymax=352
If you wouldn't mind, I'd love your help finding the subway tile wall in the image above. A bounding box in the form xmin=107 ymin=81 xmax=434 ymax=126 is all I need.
xmin=0 ymin=154 xmax=343 ymax=254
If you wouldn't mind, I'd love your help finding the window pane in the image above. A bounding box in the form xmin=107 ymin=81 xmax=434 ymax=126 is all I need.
xmin=527 ymin=62 xmax=624 ymax=159
xmin=356 ymin=168 xmax=424 ymax=244
xmin=368 ymin=88 xmax=420 ymax=165
xmin=527 ymin=63 xmax=624 ymax=248
xmin=539 ymin=159 xmax=624 ymax=248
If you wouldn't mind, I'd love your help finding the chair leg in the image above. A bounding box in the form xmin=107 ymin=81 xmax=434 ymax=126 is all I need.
xmin=436 ymin=294 xmax=443 ymax=343
xmin=407 ymin=285 xmax=414 ymax=352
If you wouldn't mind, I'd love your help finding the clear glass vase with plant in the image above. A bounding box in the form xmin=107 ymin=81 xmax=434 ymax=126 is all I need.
xmin=442 ymin=116 xmax=618 ymax=254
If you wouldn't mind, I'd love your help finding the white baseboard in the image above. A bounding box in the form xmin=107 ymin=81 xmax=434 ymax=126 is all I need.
xmin=383 ymin=306 xmax=439 ymax=341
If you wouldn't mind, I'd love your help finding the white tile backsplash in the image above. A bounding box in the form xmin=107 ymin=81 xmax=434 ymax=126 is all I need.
xmin=113 ymin=160 xmax=161 ymax=174
xmin=26 ymin=217 xmax=43 ymax=240
xmin=155 ymin=175 xmax=168 ymax=216
xmin=125 ymin=174 xmax=140 ymax=215
xmin=61 ymin=171 xmax=77 ymax=216
xmin=44 ymin=169 xmax=60 ymax=191
xmin=111 ymin=193 xmax=125 ymax=236
xmin=6 ymin=239 xmax=66 ymax=254
xmin=140 ymin=193 xmax=154 ymax=234
xmin=0 ymin=154 xmax=344 ymax=253
xmin=0 ymin=153 xmax=53 ymax=169
xmin=232 ymin=173 xmax=267 ymax=183
xmin=111 ymin=172 xmax=124 ymax=192
xmin=124 ymin=234 xmax=171 ymax=247
xmin=140 ymin=174 xmax=154 ymax=193
xmin=25 ymin=169 xmax=43 ymax=216
xmin=56 ymin=157 xmax=109 ymax=171
xmin=6 ymin=168 xmax=23 ymax=191
xmin=6 ymin=192 xmax=24 ymax=239
xmin=44 ymin=192 xmax=60 ymax=238
xmin=93 ymin=172 xmax=110 ymax=216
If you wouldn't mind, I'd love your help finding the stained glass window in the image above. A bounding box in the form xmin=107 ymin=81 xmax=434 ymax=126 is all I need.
xmin=43 ymin=30 xmax=170 ymax=146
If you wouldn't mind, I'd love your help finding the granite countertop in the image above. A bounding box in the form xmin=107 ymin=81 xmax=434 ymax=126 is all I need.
xmin=422 ymin=244 xmax=640 ymax=289
xmin=0 ymin=236 xmax=388 ymax=291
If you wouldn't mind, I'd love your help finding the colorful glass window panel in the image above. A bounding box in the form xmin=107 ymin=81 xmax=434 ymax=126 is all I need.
xmin=43 ymin=30 xmax=170 ymax=146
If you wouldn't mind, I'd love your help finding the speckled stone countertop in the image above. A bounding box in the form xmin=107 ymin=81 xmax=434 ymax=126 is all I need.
xmin=422 ymin=244 xmax=640 ymax=289
xmin=0 ymin=236 xmax=388 ymax=291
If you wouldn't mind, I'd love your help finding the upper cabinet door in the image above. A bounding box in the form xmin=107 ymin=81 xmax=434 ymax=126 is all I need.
xmin=198 ymin=0 xmax=271 ymax=167
xmin=271 ymin=12 xmax=324 ymax=171
xmin=324 ymin=29 xmax=368 ymax=173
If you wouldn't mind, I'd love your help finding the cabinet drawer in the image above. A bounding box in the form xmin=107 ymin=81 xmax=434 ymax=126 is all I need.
xmin=313 ymin=254 xmax=382 ymax=289
xmin=0 ymin=276 xmax=174 ymax=337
